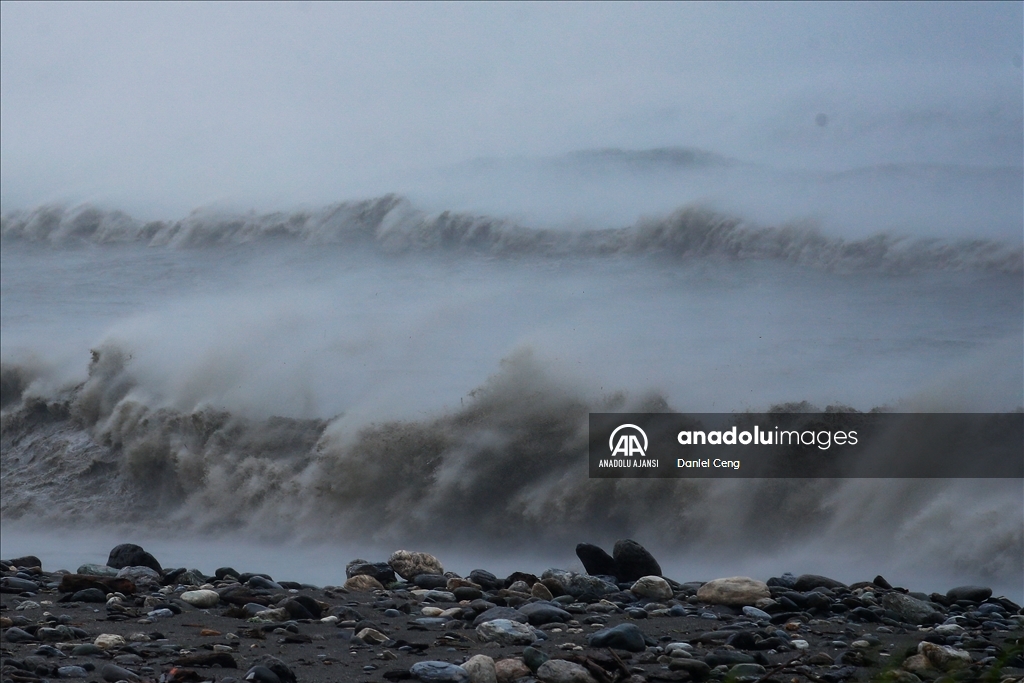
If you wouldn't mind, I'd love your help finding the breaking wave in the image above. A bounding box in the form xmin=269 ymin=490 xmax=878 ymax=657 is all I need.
xmin=2 ymin=197 xmax=1021 ymax=274
xmin=2 ymin=348 xmax=1020 ymax=588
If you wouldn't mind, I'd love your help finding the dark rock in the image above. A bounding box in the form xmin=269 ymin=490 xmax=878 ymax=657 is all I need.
xmin=792 ymin=574 xmax=846 ymax=591
xmin=468 ymin=569 xmax=501 ymax=591
xmin=254 ymin=657 xmax=295 ymax=683
xmin=70 ymin=588 xmax=108 ymax=603
xmin=850 ymin=606 xmax=882 ymax=622
xmin=4 ymin=627 xmax=38 ymax=643
xmin=347 ymin=561 xmax=397 ymax=586
xmin=107 ymin=544 xmax=162 ymax=573
xmin=505 ymin=571 xmax=539 ymax=587
xmin=1 ymin=577 xmax=39 ymax=592
xmin=517 ymin=602 xmax=572 ymax=625
xmin=724 ymin=631 xmax=758 ymax=649
xmin=287 ymin=594 xmax=323 ymax=619
xmin=873 ymin=575 xmax=892 ymax=589
xmin=247 ymin=575 xmax=283 ymax=590
xmin=215 ymin=567 xmax=241 ymax=580
xmin=612 ymin=539 xmax=661 ymax=582
xmin=245 ymin=666 xmax=281 ymax=683
xmin=413 ymin=574 xmax=449 ymax=590
xmin=522 ymin=646 xmax=549 ymax=672
xmin=58 ymin=574 xmax=136 ymax=595
xmin=99 ymin=663 xmax=140 ymax=682
xmin=588 ymin=623 xmax=647 ymax=652
xmin=6 ymin=556 xmax=42 ymax=569
xmin=175 ymin=652 xmax=238 ymax=668
xmin=704 ymin=650 xmax=756 ymax=667
xmin=668 ymin=658 xmax=712 ymax=679
xmin=576 ymin=543 xmax=617 ymax=577
xmin=218 ymin=586 xmax=269 ymax=607
xmin=880 ymin=592 xmax=943 ymax=625
xmin=279 ymin=599 xmax=315 ymax=621
xmin=946 ymin=586 xmax=992 ymax=603
xmin=57 ymin=665 xmax=89 ymax=678
xmin=472 ymin=606 xmax=526 ymax=626
xmin=766 ymin=573 xmax=797 ymax=588
xmin=452 ymin=587 xmax=483 ymax=601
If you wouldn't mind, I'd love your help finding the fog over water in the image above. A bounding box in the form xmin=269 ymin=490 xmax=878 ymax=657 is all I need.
xmin=1 ymin=3 xmax=1022 ymax=599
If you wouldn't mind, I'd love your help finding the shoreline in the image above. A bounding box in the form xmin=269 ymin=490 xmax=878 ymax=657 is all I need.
xmin=2 ymin=543 xmax=1022 ymax=683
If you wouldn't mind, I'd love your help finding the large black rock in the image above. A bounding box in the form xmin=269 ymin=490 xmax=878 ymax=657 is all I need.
xmin=575 ymin=543 xmax=616 ymax=577
xmin=106 ymin=544 xmax=162 ymax=573
xmin=612 ymin=539 xmax=661 ymax=582
xmin=346 ymin=560 xmax=397 ymax=586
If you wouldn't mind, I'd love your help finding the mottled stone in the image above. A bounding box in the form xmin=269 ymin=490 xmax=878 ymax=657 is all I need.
xmin=389 ymin=550 xmax=444 ymax=580
xmin=696 ymin=577 xmax=770 ymax=606
xmin=631 ymin=576 xmax=673 ymax=600
xmin=476 ymin=619 xmax=536 ymax=646
xmin=494 ymin=659 xmax=531 ymax=683
xmin=345 ymin=574 xmax=385 ymax=592
xmin=536 ymin=659 xmax=597 ymax=683
xmin=462 ymin=654 xmax=497 ymax=683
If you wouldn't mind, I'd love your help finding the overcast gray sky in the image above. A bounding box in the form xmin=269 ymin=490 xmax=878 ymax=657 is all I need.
xmin=1 ymin=1 xmax=1021 ymax=216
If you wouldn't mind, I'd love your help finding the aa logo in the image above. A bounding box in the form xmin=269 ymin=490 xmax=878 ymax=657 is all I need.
xmin=609 ymin=424 xmax=648 ymax=457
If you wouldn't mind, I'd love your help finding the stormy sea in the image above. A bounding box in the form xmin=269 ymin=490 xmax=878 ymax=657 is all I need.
xmin=1 ymin=151 xmax=1022 ymax=600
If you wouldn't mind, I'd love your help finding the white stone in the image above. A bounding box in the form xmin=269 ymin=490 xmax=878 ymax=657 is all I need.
xmin=94 ymin=633 xmax=126 ymax=649
xmin=696 ymin=577 xmax=770 ymax=606
xmin=180 ymin=589 xmax=220 ymax=608
xmin=630 ymin=576 xmax=673 ymax=600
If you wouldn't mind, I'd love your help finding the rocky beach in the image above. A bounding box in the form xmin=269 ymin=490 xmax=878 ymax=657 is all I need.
xmin=1 ymin=542 xmax=1021 ymax=683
